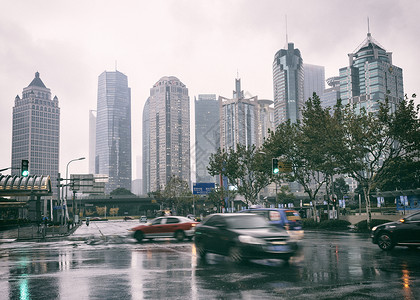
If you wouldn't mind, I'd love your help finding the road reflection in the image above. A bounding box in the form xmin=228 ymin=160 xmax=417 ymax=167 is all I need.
xmin=0 ymin=229 xmax=419 ymax=299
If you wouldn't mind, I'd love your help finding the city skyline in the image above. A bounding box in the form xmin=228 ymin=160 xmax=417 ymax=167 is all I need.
xmin=1 ymin=1 xmax=419 ymax=180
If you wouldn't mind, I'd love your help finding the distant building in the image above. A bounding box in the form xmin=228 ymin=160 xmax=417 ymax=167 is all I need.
xmin=321 ymin=76 xmax=341 ymax=109
xmin=143 ymin=76 xmax=190 ymax=193
xmin=132 ymin=179 xmax=143 ymax=196
xmin=304 ymin=64 xmax=325 ymax=102
xmin=257 ymin=99 xmax=274 ymax=145
xmin=142 ymin=98 xmax=150 ymax=194
xmin=195 ymin=94 xmax=219 ymax=184
xmin=273 ymin=42 xmax=304 ymax=126
xmin=88 ymin=110 xmax=96 ymax=174
xmin=339 ymin=31 xmax=404 ymax=113
xmin=95 ymin=71 xmax=132 ymax=194
xmin=11 ymin=72 xmax=60 ymax=197
xmin=219 ymin=78 xmax=259 ymax=151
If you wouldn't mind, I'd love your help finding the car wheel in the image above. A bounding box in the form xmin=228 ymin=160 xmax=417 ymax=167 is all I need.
xmin=377 ymin=232 xmax=394 ymax=251
xmin=175 ymin=230 xmax=185 ymax=242
xmin=195 ymin=241 xmax=207 ymax=260
xmin=134 ymin=231 xmax=144 ymax=242
xmin=228 ymin=245 xmax=245 ymax=263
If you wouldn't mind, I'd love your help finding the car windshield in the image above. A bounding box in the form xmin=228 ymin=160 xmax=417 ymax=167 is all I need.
xmin=226 ymin=215 xmax=269 ymax=229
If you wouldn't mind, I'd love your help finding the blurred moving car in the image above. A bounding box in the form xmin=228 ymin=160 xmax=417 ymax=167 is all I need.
xmin=123 ymin=216 xmax=133 ymax=221
xmin=130 ymin=216 xmax=199 ymax=242
xmin=194 ymin=213 xmax=298 ymax=263
xmin=371 ymin=211 xmax=420 ymax=250
xmin=139 ymin=216 xmax=148 ymax=223
xmin=240 ymin=208 xmax=304 ymax=240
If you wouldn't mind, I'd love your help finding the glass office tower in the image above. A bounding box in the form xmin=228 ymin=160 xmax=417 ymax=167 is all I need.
xmin=11 ymin=72 xmax=60 ymax=197
xmin=195 ymin=94 xmax=219 ymax=184
xmin=304 ymin=64 xmax=325 ymax=102
xmin=273 ymin=43 xmax=304 ymax=126
xmin=339 ymin=32 xmax=404 ymax=113
xmin=95 ymin=70 xmax=132 ymax=194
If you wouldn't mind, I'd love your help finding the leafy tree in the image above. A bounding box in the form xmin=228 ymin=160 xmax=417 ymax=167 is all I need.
xmin=207 ymin=185 xmax=237 ymax=212
xmin=110 ymin=188 xmax=134 ymax=195
xmin=276 ymin=185 xmax=296 ymax=205
xmin=262 ymin=93 xmax=344 ymax=219
xmin=95 ymin=206 xmax=106 ymax=217
xmin=330 ymin=177 xmax=349 ymax=201
xmin=337 ymin=95 xmax=420 ymax=225
xmin=162 ymin=176 xmax=193 ymax=215
xmin=109 ymin=207 xmax=119 ymax=216
xmin=208 ymin=144 xmax=271 ymax=207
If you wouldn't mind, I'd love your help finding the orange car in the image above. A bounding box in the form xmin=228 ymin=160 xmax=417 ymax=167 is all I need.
xmin=130 ymin=216 xmax=199 ymax=242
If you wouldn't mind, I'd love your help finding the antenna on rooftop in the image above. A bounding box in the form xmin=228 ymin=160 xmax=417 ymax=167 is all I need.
xmin=285 ymin=14 xmax=289 ymax=46
xmin=367 ymin=17 xmax=371 ymax=35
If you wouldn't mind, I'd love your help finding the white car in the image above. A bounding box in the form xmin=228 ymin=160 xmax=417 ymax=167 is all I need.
xmin=139 ymin=216 xmax=147 ymax=223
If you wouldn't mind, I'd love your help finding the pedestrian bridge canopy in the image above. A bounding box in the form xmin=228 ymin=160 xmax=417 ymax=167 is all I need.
xmin=0 ymin=175 xmax=52 ymax=196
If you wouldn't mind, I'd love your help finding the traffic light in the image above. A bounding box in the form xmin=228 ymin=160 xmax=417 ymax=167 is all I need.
xmin=272 ymin=158 xmax=280 ymax=174
xmin=21 ymin=159 xmax=29 ymax=177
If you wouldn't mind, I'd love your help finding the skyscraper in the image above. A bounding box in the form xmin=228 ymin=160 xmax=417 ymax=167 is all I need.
xmin=11 ymin=72 xmax=60 ymax=196
xmin=143 ymin=76 xmax=190 ymax=193
xmin=142 ymin=97 xmax=150 ymax=193
xmin=273 ymin=42 xmax=304 ymax=126
xmin=95 ymin=70 xmax=132 ymax=194
xmin=339 ymin=31 xmax=404 ymax=113
xmin=195 ymin=94 xmax=219 ymax=184
xmin=304 ymin=64 xmax=325 ymax=102
xmin=219 ymin=78 xmax=259 ymax=151
xmin=88 ymin=110 xmax=96 ymax=174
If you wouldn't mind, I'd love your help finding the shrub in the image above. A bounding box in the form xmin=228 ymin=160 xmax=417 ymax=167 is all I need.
xmin=318 ymin=219 xmax=351 ymax=230
xmin=355 ymin=219 xmax=391 ymax=232
xmin=302 ymin=218 xmax=319 ymax=229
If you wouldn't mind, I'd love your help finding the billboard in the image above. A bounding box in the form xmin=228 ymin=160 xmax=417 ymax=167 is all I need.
xmin=193 ymin=182 xmax=215 ymax=195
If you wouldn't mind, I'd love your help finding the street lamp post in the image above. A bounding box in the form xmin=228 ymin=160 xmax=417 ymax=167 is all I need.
xmin=63 ymin=157 xmax=85 ymax=225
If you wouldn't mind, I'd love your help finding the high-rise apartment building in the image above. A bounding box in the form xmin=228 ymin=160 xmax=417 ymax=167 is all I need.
xmin=304 ymin=64 xmax=325 ymax=102
xmin=143 ymin=76 xmax=190 ymax=193
xmin=219 ymin=78 xmax=259 ymax=151
xmin=339 ymin=32 xmax=404 ymax=113
xmin=273 ymin=43 xmax=304 ymax=126
xmin=95 ymin=70 xmax=132 ymax=194
xmin=195 ymin=94 xmax=219 ymax=184
xmin=11 ymin=72 xmax=60 ymax=196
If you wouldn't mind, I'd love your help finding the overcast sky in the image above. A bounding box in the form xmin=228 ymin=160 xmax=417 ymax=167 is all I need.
xmin=1 ymin=0 xmax=419 ymax=181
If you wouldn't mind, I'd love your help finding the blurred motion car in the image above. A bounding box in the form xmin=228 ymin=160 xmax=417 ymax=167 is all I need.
xmin=240 ymin=208 xmax=304 ymax=240
xmin=130 ymin=216 xmax=199 ymax=242
xmin=139 ymin=216 xmax=148 ymax=223
xmin=194 ymin=213 xmax=298 ymax=263
xmin=371 ymin=211 xmax=420 ymax=250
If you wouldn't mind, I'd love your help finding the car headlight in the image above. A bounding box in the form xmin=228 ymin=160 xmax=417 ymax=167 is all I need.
xmin=238 ymin=235 xmax=266 ymax=245
xmin=371 ymin=226 xmax=378 ymax=231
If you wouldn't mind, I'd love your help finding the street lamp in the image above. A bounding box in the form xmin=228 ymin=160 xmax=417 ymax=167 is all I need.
xmin=63 ymin=157 xmax=85 ymax=224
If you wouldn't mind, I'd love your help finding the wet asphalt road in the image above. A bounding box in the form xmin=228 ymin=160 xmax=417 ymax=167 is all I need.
xmin=0 ymin=220 xmax=419 ymax=300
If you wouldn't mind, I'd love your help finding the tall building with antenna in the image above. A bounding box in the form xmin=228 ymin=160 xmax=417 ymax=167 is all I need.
xmin=95 ymin=70 xmax=132 ymax=194
xmin=272 ymin=42 xmax=304 ymax=126
xmin=339 ymin=27 xmax=403 ymax=113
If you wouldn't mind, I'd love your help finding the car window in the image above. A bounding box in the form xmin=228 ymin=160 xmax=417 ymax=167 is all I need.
xmin=285 ymin=210 xmax=302 ymax=221
xmin=250 ymin=210 xmax=270 ymax=220
xmin=151 ymin=218 xmax=163 ymax=225
xmin=268 ymin=211 xmax=281 ymax=221
xmin=166 ymin=217 xmax=180 ymax=224
xmin=408 ymin=213 xmax=420 ymax=222
xmin=204 ymin=215 xmax=224 ymax=227
xmin=226 ymin=215 xmax=268 ymax=229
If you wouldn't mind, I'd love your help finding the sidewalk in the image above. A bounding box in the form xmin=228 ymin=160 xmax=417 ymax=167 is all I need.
xmin=0 ymin=223 xmax=80 ymax=242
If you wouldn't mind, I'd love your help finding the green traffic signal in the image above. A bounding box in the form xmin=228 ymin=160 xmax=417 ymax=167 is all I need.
xmin=21 ymin=159 xmax=29 ymax=177
xmin=272 ymin=158 xmax=280 ymax=174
